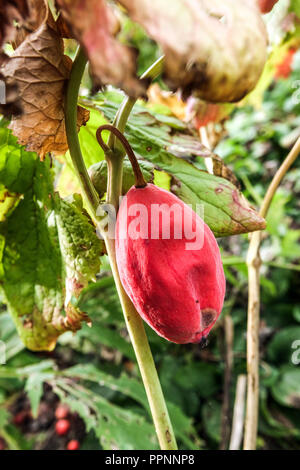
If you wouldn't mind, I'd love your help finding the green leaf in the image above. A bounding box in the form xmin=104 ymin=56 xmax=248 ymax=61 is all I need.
xmin=89 ymin=159 xmax=154 ymax=199
xmin=0 ymin=122 xmax=103 ymax=351
xmin=91 ymin=93 xmax=265 ymax=237
xmin=77 ymin=323 xmax=135 ymax=360
xmin=53 ymin=376 xmax=159 ymax=450
xmin=25 ymin=372 xmax=53 ymax=418
xmin=0 ymin=187 xmax=20 ymax=222
xmin=0 ymin=407 xmax=10 ymax=428
xmin=174 ymin=362 xmax=219 ymax=399
xmin=0 ymin=407 xmax=33 ymax=450
xmin=0 ymin=359 xmax=56 ymax=379
xmin=55 ymin=363 xmax=197 ymax=449
xmin=202 ymin=400 xmax=221 ymax=443
xmin=267 ymin=327 xmax=300 ymax=364
xmin=271 ymin=367 xmax=300 ymax=409
xmin=0 ymin=312 xmax=24 ymax=361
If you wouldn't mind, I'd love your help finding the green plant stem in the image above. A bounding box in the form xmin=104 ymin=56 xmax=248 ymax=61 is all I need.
xmin=107 ymin=55 xmax=164 ymax=150
xmin=64 ymin=48 xmax=100 ymax=219
xmin=65 ymin=48 xmax=177 ymax=450
xmin=244 ymin=135 xmax=300 ymax=450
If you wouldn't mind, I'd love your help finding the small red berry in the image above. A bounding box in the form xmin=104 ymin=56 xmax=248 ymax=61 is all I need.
xmin=67 ymin=440 xmax=80 ymax=450
xmin=13 ymin=410 xmax=28 ymax=425
xmin=55 ymin=419 xmax=70 ymax=436
xmin=55 ymin=404 xmax=69 ymax=420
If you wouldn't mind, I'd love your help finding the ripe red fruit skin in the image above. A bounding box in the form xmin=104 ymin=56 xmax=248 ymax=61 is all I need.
xmin=258 ymin=0 xmax=278 ymax=14
xmin=67 ymin=440 xmax=80 ymax=450
xmin=115 ymin=184 xmax=225 ymax=344
xmin=55 ymin=404 xmax=69 ymax=420
xmin=55 ymin=419 xmax=70 ymax=436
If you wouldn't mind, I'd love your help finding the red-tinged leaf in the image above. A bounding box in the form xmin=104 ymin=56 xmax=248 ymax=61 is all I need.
xmin=119 ymin=0 xmax=267 ymax=102
xmin=56 ymin=0 xmax=146 ymax=98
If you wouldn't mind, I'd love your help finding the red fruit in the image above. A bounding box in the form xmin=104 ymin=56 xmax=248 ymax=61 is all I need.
xmin=55 ymin=419 xmax=70 ymax=436
xmin=67 ymin=440 xmax=80 ymax=450
xmin=55 ymin=404 xmax=69 ymax=420
xmin=115 ymin=184 xmax=225 ymax=344
xmin=258 ymin=0 xmax=278 ymax=14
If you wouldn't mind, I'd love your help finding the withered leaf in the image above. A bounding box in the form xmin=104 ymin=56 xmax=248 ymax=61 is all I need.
xmin=2 ymin=18 xmax=89 ymax=159
xmin=0 ymin=0 xmax=29 ymax=50
xmin=119 ymin=0 xmax=268 ymax=102
xmin=0 ymin=0 xmax=48 ymax=118
xmin=56 ymin=0 xmax=146 ymax=98
xmin=55 ymin=13 xmax=73 ymax=39
xmin=12 ymin=0 xmax=49 ymax=47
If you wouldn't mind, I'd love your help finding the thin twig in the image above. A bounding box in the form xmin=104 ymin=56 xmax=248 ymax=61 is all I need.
xmin=230 ymin=375 xmax=247 ymax=450
xmin=220 ymin=314 xmax=234 ymax=449
xmin=244 ymin=135 xmax=300 ymax=450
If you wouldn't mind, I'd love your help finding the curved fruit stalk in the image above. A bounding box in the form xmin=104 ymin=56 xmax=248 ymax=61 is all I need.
xmin=115 ymin=184 xmax=226 ymax=344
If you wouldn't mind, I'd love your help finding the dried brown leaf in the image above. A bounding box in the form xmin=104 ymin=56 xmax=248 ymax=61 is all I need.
xmin=55 ymin=13 xmax=73 ymax=39
xmin=56 ymin=0 xmax=146 ymax=98
xmin=119 ymin=0 xmax=268 ymax=102
xmin=2 ymin=19 xmax=89 ymax=159
xmin=0 ymin=0 xmax=29 ymax=49
xmin=12 ymin=0 xmax=49 ymax=47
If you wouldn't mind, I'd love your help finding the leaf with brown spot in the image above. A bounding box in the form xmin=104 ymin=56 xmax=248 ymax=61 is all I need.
xmin=119 ymin=0 xmax=267 ymax=102
xmin=272 ymin=368 xmax=300 ymax=409
xmin=1 ymin=14 xmax=89 ymax=159
xmin=56 ymin=0 xmax=146 ymax=98
xmin=0 ymin=122 xmax=103 ymax=351
xmin=95 ymin=91 xmax=266 ymax=236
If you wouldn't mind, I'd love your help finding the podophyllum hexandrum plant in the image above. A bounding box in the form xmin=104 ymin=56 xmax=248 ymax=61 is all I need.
xmin=0 ymin=0 xmax=299 ymax=450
